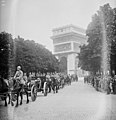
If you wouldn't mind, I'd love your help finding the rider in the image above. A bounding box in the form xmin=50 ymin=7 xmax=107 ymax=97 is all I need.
xmin=14 ymin=66 xmax=25 ymax=85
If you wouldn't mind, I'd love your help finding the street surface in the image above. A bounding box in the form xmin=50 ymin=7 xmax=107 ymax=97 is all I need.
xmin=0 ymin=77 xmax=116 ymax=120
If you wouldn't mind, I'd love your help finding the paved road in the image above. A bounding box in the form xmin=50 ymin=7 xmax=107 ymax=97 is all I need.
xmin=0 ymin=78 xmax=116 ymax=120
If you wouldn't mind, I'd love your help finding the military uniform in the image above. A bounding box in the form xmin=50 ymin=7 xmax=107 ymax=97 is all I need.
xmin=14 ymin=70 xmax=25 ymax=85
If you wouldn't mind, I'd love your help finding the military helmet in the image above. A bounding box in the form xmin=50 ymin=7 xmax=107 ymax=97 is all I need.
xmin=17 ymin=66 xmax=21 ymax=69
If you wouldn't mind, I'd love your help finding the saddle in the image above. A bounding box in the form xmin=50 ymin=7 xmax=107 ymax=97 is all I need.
xmin=12 ymin=78 xmax=22 ymax=90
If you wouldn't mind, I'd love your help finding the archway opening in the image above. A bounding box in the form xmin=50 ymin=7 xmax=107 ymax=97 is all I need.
xmin=59 ymin=56 xmax=67 ymax=74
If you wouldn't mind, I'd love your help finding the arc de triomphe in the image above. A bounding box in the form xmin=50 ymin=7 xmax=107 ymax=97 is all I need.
xmin=51 ymin=24 xmax=87 ymax=76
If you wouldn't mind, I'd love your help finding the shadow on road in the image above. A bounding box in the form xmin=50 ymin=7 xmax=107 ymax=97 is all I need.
xmin=0 ymin=105 xmax=9 ymax=120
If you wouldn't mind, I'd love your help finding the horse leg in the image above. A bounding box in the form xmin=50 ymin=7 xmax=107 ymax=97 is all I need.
xmin=20 ymin=92 xmax=23 ymax=105
xmin=15 ymin=92 xmax=19 ymax=107
xmin=25 ymin=89 xmax=29 ymax=104
xmin=24 ymin=88 xmax=29 ymax=104
xmin=5 ymin=93 xmax=11 ymax=106
xmin=8 ymin=94 xmax=10 ymax=104
xmin=56 ymin=85 xmax=58 ymax=93
xmin=49 ymin=84 xmax=51 ymax=93
xmin=4 ymin=96 xmax=7 ymax=106
xmin=11 ymin=93 xmax=14 ymax=106
xmin=53 ymin=86 xmax=55 ymax=93
xmin=48 ymin=85 xmax=50 ymax=93
xmin=54 ymin=85 xmax=56 ymax=93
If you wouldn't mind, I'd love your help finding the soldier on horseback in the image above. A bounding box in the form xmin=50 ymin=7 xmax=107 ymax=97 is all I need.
xmin=12 ymin=66 xmax=29 ymax=107
xmin=14 ymin=66 xmax=25 ymax=85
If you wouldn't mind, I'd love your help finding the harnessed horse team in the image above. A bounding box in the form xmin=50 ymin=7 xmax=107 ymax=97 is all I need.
xmin=0 ymin=66 xmax=73 ymax=107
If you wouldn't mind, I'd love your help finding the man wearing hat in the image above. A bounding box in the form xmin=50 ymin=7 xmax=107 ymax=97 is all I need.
xmin=14 ymin=66 xmax=25 ymax=85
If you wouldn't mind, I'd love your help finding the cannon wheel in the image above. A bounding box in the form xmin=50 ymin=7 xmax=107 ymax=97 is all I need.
xmin=31 ymin=85 xmax=37 ymax=101
xmin=43 ymin=82 xmax=48 ymax=96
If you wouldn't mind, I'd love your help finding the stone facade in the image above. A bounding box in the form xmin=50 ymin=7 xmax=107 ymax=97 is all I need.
xmin=51 ymin=24 xmax=87 ymax=76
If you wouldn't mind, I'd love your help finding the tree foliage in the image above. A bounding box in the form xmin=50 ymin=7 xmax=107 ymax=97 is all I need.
xmin=14 ymin=36 xmax=59 ymax=74
xmin=110 ymin=8 xmax=116 ymax=73
xmin=78 ymin=4 xmax=116 ymax=74
xmin=0 ymin=32 xmax=14 ymax=78
xmin=0 ymin=32 xmax=59 ymax=77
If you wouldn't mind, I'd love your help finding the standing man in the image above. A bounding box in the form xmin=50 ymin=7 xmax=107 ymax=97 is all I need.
xmin=106 ymin=71 xmax=112 ymax=94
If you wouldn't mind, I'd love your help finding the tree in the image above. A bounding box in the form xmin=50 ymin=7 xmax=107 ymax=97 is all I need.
xmin=0 ymin=32 xmax=59 ymax=77
xmin=0 ymin=32 xmax=14 ymax=78
xmin=14 ymin=36 xmax=59 ymax=74
xmin=109 ymin=8 xmax=116 ymax=75
xmin=78 ymin=4 xmax=115 ymax=75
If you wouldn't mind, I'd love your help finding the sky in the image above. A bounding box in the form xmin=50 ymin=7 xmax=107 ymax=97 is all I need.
xmin=0 ymin=0 xmax=116 ymax=52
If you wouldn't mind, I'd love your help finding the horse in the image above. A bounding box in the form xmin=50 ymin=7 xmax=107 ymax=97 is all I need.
xmin=9 ymin=78 xmax=29 ymax=107
xmin=65 ymin=75 xmax=71 ymax=85
xmin=50 ymin=77 xmax=58 ymax=93
xmin=0 ymin=78 xmax=10 ymax=106
xmin=60 ymin=76 xmax=65 ymax=88
xmin=84 ymin=76 xmax=88 ymax=83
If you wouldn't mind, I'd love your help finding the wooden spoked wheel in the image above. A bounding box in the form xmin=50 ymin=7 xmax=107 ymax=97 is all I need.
xmin=31 ymin=85 xmax=37 ymax=101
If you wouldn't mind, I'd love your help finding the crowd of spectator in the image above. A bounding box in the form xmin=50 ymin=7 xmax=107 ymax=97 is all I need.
xmin=84 ymin=71 xmax=116 ymax=95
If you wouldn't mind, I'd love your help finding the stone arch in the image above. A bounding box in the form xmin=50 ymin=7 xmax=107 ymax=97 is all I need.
xmin=51 ymin=24 xmax=87 ymax=76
